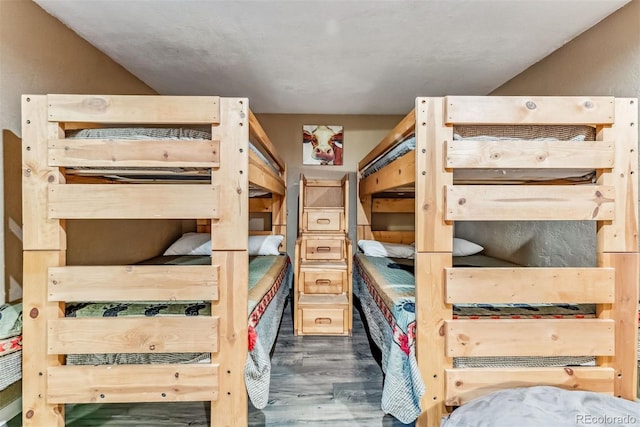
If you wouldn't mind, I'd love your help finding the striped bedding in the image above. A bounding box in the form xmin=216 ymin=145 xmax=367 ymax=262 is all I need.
xmin=66 ymin=254 xmax=292 ymax=409
xmin=352 ymin=253 xmax=606 ymax=424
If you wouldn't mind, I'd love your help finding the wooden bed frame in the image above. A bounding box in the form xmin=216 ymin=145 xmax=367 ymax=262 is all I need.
xmin=356 ymin=96 xmax=639 ymax=426
xmin=21 ymin=94 xmax=286 ymax=426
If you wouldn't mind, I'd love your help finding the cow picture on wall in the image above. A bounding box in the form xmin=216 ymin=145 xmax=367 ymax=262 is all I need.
xmin=302 ymin=125 xmax=343 ymax=165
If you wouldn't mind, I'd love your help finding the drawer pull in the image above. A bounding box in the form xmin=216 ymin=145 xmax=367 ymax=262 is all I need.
xmin=315 ymin=279 xmax=332 ymax=285
xmin=315 ymin=317 xmax=332 ymax=325
xmin=316 ymin=218 xmax=331 ymax=224
xmin=316 ymin=246 xmax=332 ymax=252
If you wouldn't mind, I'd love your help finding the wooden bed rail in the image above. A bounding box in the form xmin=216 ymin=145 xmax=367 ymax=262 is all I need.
xmin=46 ymin=94 xmax=221 ymax=124
xmin=249 ymin=110 xmax=285 ymax=174
xmin=358 ymin=108 xmax=415 ymax=171
xmin=444 ymin=96 xmax=615 ymax=125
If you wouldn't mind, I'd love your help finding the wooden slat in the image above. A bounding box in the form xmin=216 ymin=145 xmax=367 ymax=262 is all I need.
xmin=48 ymin=317 xmax=219 ymax=354
xmin=48 ymin=265 xmax=219 ymax=302
xmin=47 ymin=95 xmax=220 ymax=124
xmin=358 ymin=109 xmax=415 ymax=170
xmin=249 ymin=110 xmax=285 ymax=172
xmin=415 ymin=97 xmax=453 ymax=253
xmin=209 ymin=98 xmax=248 ymax=249
xmin=249 ymin=197 xmax=272 ymax=212
xmin=445 ymin=96 xmax=615 ymax=125
xmin=446 ymin=185 xmax=615 ymax=221
xmin=372 ymin=197 xmax=414 ymax=213
xmin=48 ymin=138 xmax=220 ymax=168
xmin=597 ymin=98 xmax=639 ymax=252
xmin=48 ymin=184 xmax=219 ymax=219
xmin=359 ymin=150 xmax=415 ymax=195
xmin=371 ymin=231 xmax=415 ymax=244
xmin=446 ymin=140 xmax=614 ymax=169
xmin=415 ymin=252 xmax=452 ymax=426
xmin=356 ymin=193 xmax=373 ymax=243
xmin=249 ymin=151 xmax=285 ymax=195
xmin=210 ymin=251 xmax=248 ymax=426
xmin=209 ymin=98 xmax=249 ymax=426
xmin=446 ymin=267 xmax=614 ymax=304
xmin=47 ymin=364 xmax=218 ymax=404
xmin=445 ymin=319 xmax=614 ymax=357
xmin=22 ymin=95 xmax=65 ymax=250
xmin=597 ymin=253 xmax=639 ymax=400
xmin=22 ymin=251 xmax=66 ymax=426
xmin=445 ymin=367 xmax=614 ymax=406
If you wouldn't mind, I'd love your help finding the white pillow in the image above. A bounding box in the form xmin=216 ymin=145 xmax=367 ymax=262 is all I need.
xmin=453 ymin=238 xmax=483 ymax=256
xmin=358 ymin=240 xmax=415 ymax=259
xmin=163 ymin=232 xmax=211 ymax=256
xmin=248 ymin=235 xmax=284 ymax=256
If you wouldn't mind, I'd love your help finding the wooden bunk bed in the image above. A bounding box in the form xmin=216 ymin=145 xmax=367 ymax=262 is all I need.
xmin=355 ymin=96 xmax=639 ymax=426
xmin=21 ymin=94 xmax=288 ymax=426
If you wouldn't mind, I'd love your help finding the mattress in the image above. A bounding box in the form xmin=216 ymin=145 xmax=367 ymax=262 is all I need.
xmin=360 ymin=125 xmax=597 ymax=184
xmin=65 ymin=254 xmax=293 ymax=409
xmin=353 ymin=253 xmax=601 ymax=423
xmin=64 ymin=127 xmax=280 ymax=182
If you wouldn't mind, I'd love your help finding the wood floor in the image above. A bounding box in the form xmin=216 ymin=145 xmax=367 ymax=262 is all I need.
xmin=9 ymin=298 xmax=413 ymax=426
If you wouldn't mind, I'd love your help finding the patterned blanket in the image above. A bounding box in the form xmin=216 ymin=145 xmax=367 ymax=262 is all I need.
xmin=0 ymin=302 xmax=22 ymax=391
xmin=65 ymin=254 xmax=292 ymax=408
xmin=353 ymin=253 xmax=602 ymax=424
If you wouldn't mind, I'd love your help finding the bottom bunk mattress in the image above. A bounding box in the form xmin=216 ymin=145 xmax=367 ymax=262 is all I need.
xmin=65 ymin=254 xmax=293 ymax=409
xmin=352 ymin=253 xmax=599 ymax=424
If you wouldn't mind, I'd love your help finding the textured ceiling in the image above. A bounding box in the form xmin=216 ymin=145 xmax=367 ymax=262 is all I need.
xmin=35 ymin=0 xmax=630 ymax=114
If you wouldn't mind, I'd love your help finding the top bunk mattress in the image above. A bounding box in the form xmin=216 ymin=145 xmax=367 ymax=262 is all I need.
xmin=64 ymin=127 xmax=279 ymax=187
xmin=360 ymin=125 xmax=597 ymax=184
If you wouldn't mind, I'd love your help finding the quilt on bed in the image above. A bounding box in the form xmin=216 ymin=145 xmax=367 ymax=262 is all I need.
xmin=0 ymin=302 xmax=22 ymax=391
xmin=65 ymin=254 xmax=292 ymax=409
xmin=353 ymin=253 xmax=603 ymax=423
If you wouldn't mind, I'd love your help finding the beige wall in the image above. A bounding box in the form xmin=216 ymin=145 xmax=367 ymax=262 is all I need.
xmin=256 ymin=114 xmax=403 ymax=255
xmin=455 ymin=0 xmax=640 ymax=267
xmin=0 ymin=0 xmax=169 ymax=304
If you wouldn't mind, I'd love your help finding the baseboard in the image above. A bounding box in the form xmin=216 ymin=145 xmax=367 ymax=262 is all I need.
xmin=0 ymin=396 xmax=21 ymax=426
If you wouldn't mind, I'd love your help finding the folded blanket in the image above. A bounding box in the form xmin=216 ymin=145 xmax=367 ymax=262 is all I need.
xmin=0 ymin=303 xmax=22 ymax=340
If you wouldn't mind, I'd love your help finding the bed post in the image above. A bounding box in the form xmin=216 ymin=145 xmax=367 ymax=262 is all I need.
xmin=414 ymin=97 xmax=454 ymax=427
xmin=356 ymin=188 xmax=373 ymax=242
xmin=272 ymin=164 xmax=287 ymax=251
xmin=21 ymin=95 xmax=66 ymax=426
xmin=595 ymin=97 xmax=639 ymax=400
xmin=209 ymin=97 xmax=250 ymax=426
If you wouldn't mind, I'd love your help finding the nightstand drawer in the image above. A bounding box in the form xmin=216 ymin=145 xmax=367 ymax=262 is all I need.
xmin=300 ymin=307 xmax=346 ymax=335
xmin=301 ymin=270 xmax=345 ymax=294
xmin=302 ymin=238 xmax=344 ymax=261
xmin=305 ymin=210 xmax=343 ymax=232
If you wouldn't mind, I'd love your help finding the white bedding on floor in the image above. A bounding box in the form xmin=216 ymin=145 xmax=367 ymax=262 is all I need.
xmin=440 ymin=386 xmax=640 ymax=427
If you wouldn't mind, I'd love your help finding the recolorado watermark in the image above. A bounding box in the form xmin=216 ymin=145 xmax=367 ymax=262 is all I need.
xmin=576 ymin=414 xmax=638 ymax=425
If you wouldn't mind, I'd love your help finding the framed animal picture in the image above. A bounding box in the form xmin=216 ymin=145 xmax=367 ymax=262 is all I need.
xmin=302 ymin=125 xmax=343 ymax=165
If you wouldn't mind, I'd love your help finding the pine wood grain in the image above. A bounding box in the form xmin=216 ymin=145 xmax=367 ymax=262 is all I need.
xmin=9 ymin=304 xmax=412 ymax=426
